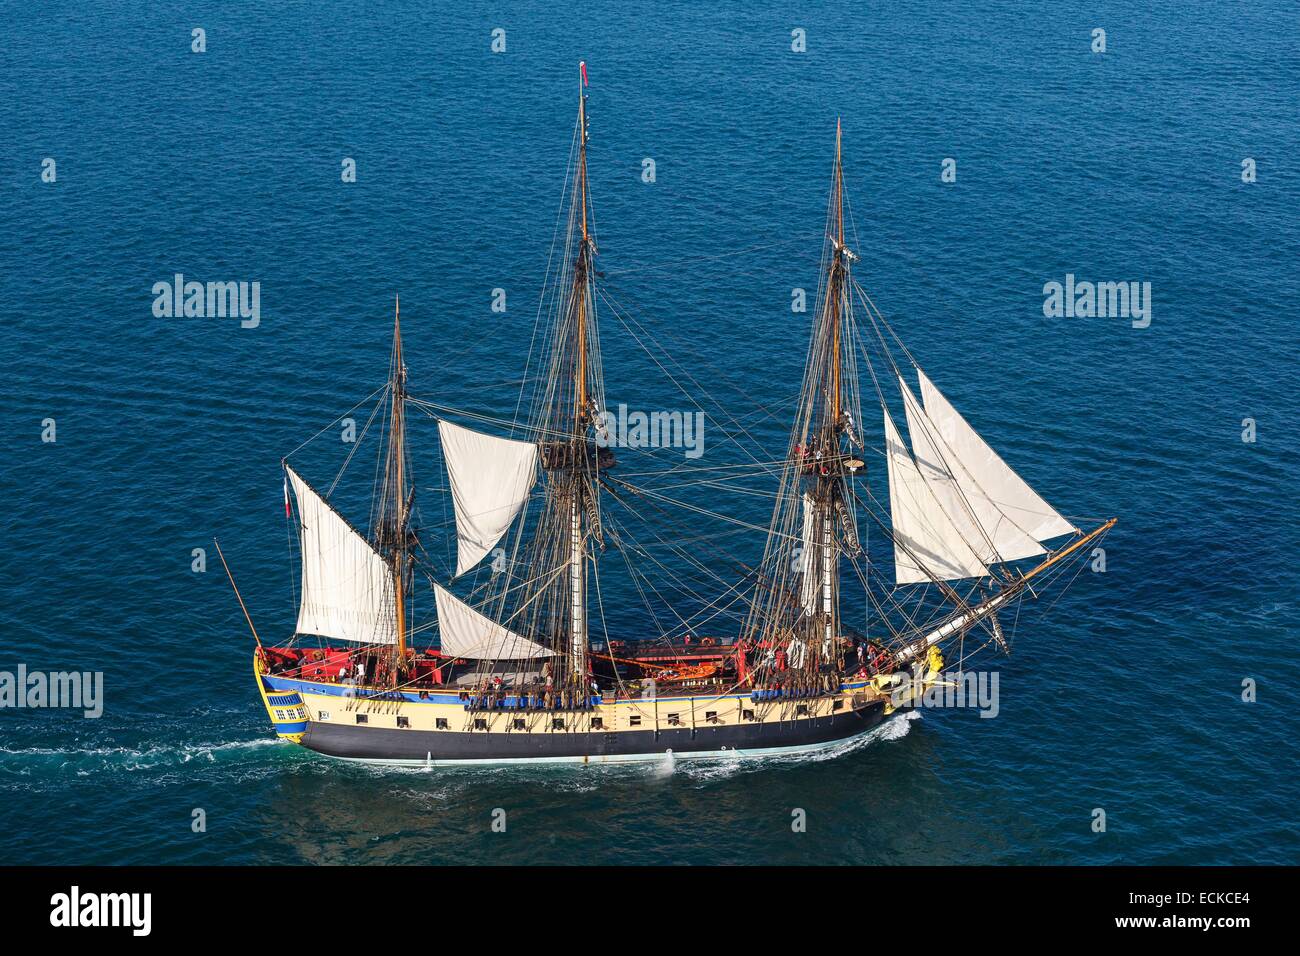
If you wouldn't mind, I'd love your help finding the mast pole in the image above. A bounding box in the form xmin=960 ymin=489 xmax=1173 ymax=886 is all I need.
xmin=390 ymin=295 xmax=408 ymax=665
xmin=214 ymin=538 xmax=263 ymax=649
xmin=575 ymin=63 xmax=590 ymax=420
xmin=832 ymin=117 xmax=843 ymax=424
xmin=819 ymin=120 xmax=846 ymax=664
xmin=569 ymin=62 xmax=592 ymax=683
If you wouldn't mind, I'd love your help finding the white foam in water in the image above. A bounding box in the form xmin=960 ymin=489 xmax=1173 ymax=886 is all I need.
xmin=673 ymin=711 xmax=921 ymax=783
xmin=651 ymin=748 xmax=678 ymax=779
xmin=0 ymin=736 xmax=293 ymax=792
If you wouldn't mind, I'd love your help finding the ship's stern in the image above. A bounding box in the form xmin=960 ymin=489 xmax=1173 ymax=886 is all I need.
xmin=253 ymin=651 xmax=308 ymax=743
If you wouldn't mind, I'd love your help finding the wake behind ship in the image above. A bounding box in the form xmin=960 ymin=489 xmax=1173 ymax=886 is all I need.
xmin=226 ymin=65 xmax=1114 ymax=766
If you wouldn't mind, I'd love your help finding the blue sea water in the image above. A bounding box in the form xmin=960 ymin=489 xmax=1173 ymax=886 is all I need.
xmin=2 ymin=1 xmax=1298 ymax=865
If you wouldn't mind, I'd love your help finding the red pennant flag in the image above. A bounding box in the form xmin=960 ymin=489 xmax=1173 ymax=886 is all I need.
xmin=283 ymin=474 xmax=290 ymax=518
xmin=580 ymin=61 xmax=589 ymax=87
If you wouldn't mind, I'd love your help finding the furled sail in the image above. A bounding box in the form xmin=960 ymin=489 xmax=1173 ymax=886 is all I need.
xmin=437 ymin=420 xmax=540 ymax=576
xmin=883 ymin=413 xmax=992 ymax=585
xmin=899 ymin=377 xmax=1045 ymax=566
xmin=799 ymin=492 xmax=816 ymax=614
xmin=433 ymin=584 xmax=554 ymax=660
xmin=286 ymin=464 xmax=397 ymax=645
xmin=916 ymin=369 xmax=1075 ymax=543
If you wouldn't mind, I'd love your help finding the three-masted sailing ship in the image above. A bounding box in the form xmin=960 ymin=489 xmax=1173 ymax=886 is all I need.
xmin=236 ymin=68 xmax=1115 ymax=765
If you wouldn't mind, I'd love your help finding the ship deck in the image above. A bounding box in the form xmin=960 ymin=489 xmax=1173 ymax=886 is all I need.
xmin=258 ymin=640 xmax=757 ymax=702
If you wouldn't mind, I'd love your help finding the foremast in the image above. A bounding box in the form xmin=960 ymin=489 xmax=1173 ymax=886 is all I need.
xmin=746 ymin=121 xmax=863 ymax=689
xmin=379 ymin=296 xmax=411 ymax=672
xmin=810 ymin=120 xmax=861 ymax=662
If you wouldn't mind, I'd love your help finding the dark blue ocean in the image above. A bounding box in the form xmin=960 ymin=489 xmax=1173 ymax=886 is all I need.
xmin=2 ymin=1 xmax=1297 ymax=865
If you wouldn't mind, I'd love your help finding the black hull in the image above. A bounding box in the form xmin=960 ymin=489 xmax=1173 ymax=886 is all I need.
xmin=299 ymin=701 xmax=889 ymax=764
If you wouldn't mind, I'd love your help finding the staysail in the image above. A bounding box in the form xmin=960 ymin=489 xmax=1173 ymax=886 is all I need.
xmin=286 ymin=464 xmax=397 ymax=645
xmin=437 ymin=420 xmax=540 ymax=576
xmin=883 ymin=413 xmax=992 ymax=585
xmin=899 ymin=376 xmax=1045 ymax=566
xmin=916 ymin=369 xmax=1075 ymax=543
xmin=433 ymin=584 xmax=554 ymax=660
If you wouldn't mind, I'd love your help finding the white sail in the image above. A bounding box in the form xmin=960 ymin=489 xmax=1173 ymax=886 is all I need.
xmin=287 ymin=465 xmax=397 ymax=645
xmin=899 ymin=376 xmax=1045 ymax=566
xmin=799 ymin=492 xmax=816 ymax=614
xmin=438 ymin=420 xmax=540 ymax=576
xmin=433 ymin=584 xmax=554 ymax=660
xmin=883 ymin=413 xmax=991 ymax=585
xmin=917 ymin=369 xmax=1076 ymax=543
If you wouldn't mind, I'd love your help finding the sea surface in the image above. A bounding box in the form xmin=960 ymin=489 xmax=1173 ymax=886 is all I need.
xmin=2 ymin=1 xmax=1297 ymax=865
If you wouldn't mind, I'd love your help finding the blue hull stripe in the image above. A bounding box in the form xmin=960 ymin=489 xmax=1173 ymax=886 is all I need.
xmin=263 ymin=673 xmax=875 ymax=705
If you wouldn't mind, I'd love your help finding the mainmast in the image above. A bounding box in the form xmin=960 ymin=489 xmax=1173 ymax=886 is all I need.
xmin=567 ymin=65 xmax=593 ymax=680
xmin=487 ymin=62 xmax=609 ymax=694
xmin=564 ymin=63 xmax=596 ymax=683
xmin=831 ymin=119 xmax=844 ymax=425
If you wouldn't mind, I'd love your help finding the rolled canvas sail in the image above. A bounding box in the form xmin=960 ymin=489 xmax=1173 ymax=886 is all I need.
xmin=883 ymin=413 xmax=991 ymax=585
xmin=899 ymin=376 xmax=1045 ymax=566
xmin=287 ymin=465 xmax=397 ymax=645
xmin=438 ymin=420 xmax=539 ymax=576
xmin=799 ymin=492 xmax=816 ymax=614
xmin=433 ymin=584 xmax=553 ymax=660
xmin=917 ymin=369 xmax=1075 ymax=543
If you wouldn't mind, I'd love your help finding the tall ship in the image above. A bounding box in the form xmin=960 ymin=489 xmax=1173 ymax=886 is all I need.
xmin=232 ymin=68 xmax=1114 ymax=765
